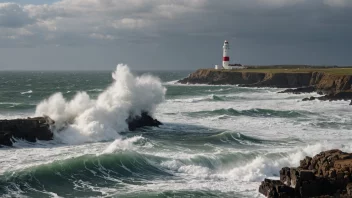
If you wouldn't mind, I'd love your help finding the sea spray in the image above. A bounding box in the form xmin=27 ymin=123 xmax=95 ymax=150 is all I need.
xmin=35 ymin=64 xmax=166 ymax=144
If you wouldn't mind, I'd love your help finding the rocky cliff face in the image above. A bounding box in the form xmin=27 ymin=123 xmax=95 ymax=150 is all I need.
xmin=179 ymin=69 xmax=352 ymax=93
xmin=312 ymin=72 xmax=352 ymax=93
xmin=259 ymin=149 xmax=352 ymax=198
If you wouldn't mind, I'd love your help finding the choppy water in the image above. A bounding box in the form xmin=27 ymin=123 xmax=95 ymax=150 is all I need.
xmin=0 ymin=66 xmax=351 ymax=198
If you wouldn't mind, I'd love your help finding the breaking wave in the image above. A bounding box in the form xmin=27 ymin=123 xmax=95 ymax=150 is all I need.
xmin=35 ymin=64 xmax=166 ymax=144
xmin=0 ymin=141 xmax=338 ymax=197
xmin=0 ymin=151 xmax=171 ymax=197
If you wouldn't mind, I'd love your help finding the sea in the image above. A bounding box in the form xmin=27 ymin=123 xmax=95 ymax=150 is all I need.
xmin=0 ymin=64 xmax=351 ymax=198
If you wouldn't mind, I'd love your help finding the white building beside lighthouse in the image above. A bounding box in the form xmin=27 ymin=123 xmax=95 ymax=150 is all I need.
xmin=215 ymin=40 xmax=244 ymax=70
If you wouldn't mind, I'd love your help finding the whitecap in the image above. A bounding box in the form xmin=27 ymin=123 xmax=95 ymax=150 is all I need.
xmin=21 ymin=90 xmax=33 ymax=95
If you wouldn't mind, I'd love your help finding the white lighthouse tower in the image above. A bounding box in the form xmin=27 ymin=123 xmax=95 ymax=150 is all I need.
xmin=215 ymin=40 xmax=244 ymax=70
xmin=222 ymin=40 xmax=230 ymax=69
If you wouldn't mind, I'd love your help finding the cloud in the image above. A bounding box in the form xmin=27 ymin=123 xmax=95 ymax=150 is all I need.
xmin=0 ymin=3 xmax=35 ymax=28
xmin=324 ymin=0 xmax=352 ymax=7
xmin=0 ymin=0 xmax=351 ymax=48
xmin=90 ymin=33 xmax=115 ymax=40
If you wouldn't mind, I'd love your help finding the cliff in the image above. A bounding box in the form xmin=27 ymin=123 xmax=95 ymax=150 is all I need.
xmin=259 ymin=149 xmax=352 ymax=197
xmin=178 ymin=69 xmax=352 ymax=99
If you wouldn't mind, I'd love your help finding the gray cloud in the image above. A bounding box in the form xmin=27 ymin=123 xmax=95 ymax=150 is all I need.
xmin=0 ymin=3 xmax=35 ymax=28
xmin=0 ymin=0 xmax=351 ymax=70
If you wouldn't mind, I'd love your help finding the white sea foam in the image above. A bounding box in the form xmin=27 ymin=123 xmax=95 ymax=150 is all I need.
xmin=163 ymin=80 xmax=179 ymax=85
xmin=21 ymin=90 xmax=33 ymax=95
xmin=102 ymin=136 xmax=148 ymax=153
xmin=35 ymin=64 xmax=166 ymax=144
xmin=161 ymin=159 xmax=211 ymax=177
xmin=217 ymin=143 xmax=352 ymax=182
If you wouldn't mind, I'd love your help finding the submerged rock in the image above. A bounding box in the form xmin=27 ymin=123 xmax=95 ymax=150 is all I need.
xmin=259 ymin=149 xmax=352 ymax=197
xmin=279 ymin=86 xmax=316 ymax=94
xmin=302 ymin=96 xmax=317 ymax=101
xmin=303 ymin=91 xmax=352 ymax=102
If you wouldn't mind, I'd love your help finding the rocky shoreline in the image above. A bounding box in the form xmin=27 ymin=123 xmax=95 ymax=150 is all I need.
xmin=179 ymin=69 xmax=352 ymax=197
xmin=259 ymin=149 xmax=352 ymax=198
xmin=178 ymin=69 xmax=352 ymax=102
xmin=0 ymin=113 xmax=162 ymax=147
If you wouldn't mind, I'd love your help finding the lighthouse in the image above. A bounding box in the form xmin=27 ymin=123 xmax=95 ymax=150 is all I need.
xmin=215 ymin=40 xmax=244 ymax=70
xmin=222 ymin=40 xmax=230 ymax=69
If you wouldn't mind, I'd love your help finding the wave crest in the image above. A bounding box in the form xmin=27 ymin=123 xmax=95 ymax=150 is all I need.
xmin=35 ymin=64 xmax=166 ymax=144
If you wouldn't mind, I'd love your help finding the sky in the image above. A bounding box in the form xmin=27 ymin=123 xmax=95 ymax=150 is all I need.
xmin=0 ymin=0 xmax=351 ymax=71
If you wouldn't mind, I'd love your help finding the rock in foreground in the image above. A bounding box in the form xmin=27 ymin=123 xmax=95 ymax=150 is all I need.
xmin=0 ymin=113 xmax=162 ymax=147
xmin=259 ymin=149 xmax=352 ymax=197
xmin=0 ymin=117 xmax=54 ymax=147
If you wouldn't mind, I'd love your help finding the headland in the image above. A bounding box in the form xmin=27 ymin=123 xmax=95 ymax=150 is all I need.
xmin=178 ymin=66 xmax=352 ymax=101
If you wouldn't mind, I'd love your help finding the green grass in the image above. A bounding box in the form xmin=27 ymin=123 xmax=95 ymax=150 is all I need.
xmin=205 ymin=67 xmax=352 ymax=75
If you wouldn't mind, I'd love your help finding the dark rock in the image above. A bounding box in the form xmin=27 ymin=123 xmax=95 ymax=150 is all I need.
xmin=280 ymin=167 xmax=291 ymax=185
xmin=0 ymin=132 xmax=13 ymax=147
xmin=0 ymin=117 xmax=53 ymax=146
xmin=300 ymin=156 xmax=312 ymax=169
xmin=127 ymin=112 xmax=162 ymax=131
xmin=346 ymin=183 xmax=352 ymax=195
xmin=260 ymin=149 xmax=352 ymax=197
xmin=303 ymin=91 xmax=352 ymax=103
xmin=279 ymin=86 xmax=316 ymax=94
xmin=300 ymin=170 xmax=316 ymax=181
xmin=259 ymin=179 xmax=296 ymax=198
xmin=1 ymin=113 xmax=163 ymax=147
xmin=317 ymin=92 xmax=352 ymax=101
xmin=303 ymin=96 xmax=316 ymax=101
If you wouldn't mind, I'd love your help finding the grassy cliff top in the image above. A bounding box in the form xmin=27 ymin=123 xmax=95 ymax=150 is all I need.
xmin=203 ymin=67 xmax=352 ymax=75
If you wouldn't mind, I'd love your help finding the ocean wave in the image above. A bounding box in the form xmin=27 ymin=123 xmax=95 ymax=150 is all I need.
xmin=87 ymin=88 xmax=104 ymax=92
xmin=185 ymin=108 xmax=309 ymax=118
xmin=163 ymin=80 xmax=179 ymax=85
xmin=0 ymin=102 xmax=36 ymax=110
xmin=168 ymin=94 xmax=226 ymax=103
xmin=167 ymin=91 xmax=300 ymax=103
xmin=35 ymin=64 xmax=166 ymax=144
xmin=215 ymin=143 xmax=346 ymax=182
xmin=0 ymin=151 xmax=171 ymax=197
